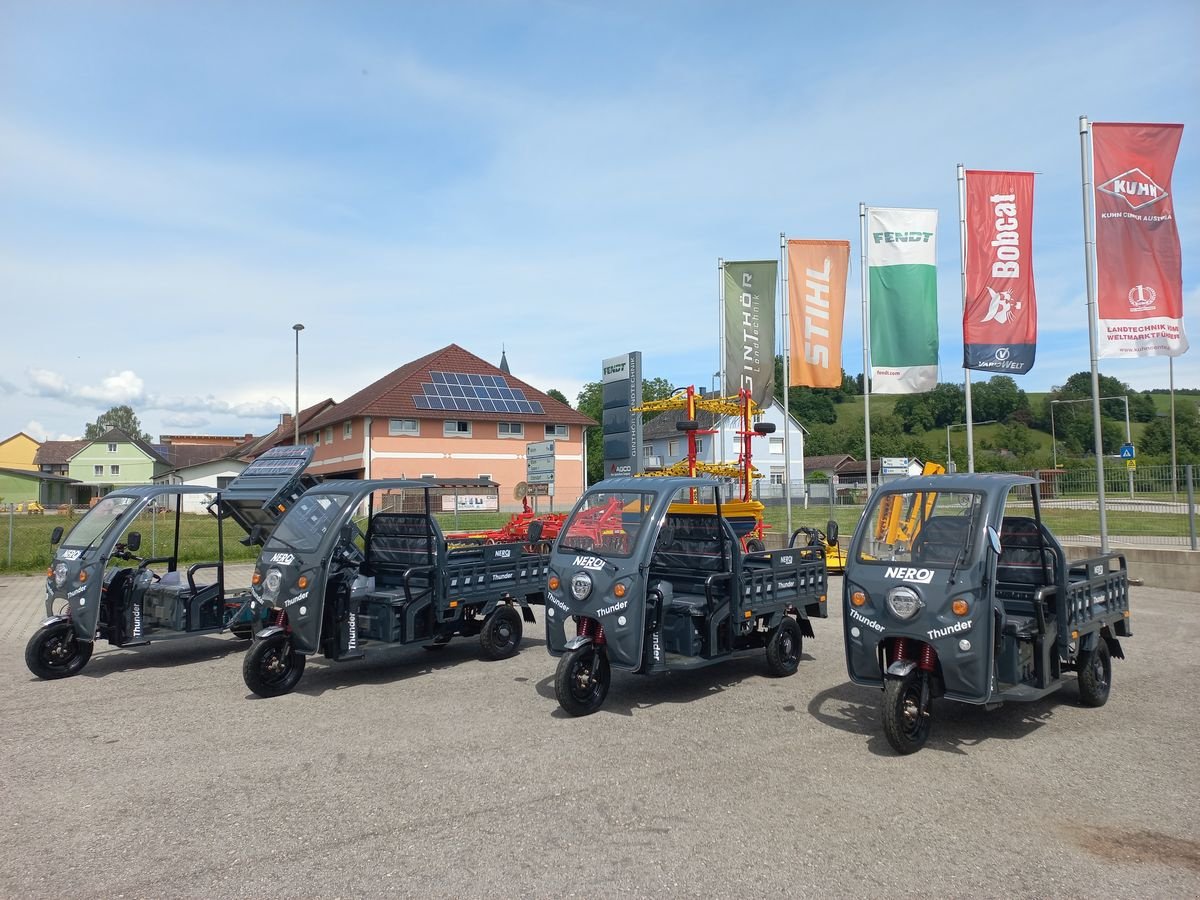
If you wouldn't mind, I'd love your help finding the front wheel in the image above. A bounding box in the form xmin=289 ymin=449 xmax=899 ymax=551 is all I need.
xmin=765 ymin=616 xmax=802 ymax=677
xmin=1077 ymin=641 xmax=1111 ymax=707
xmin=243 ymin=633 xmax=306 ymax=698
xmin=882 ymin=672 xmax=932 ymax=755
xmin=479 ymin=605 xmax=523 ymax=660
xmin=25 ymin=621 xmax=93 ymax=679
xmin=554 ymin=645 xmax=610 ymax=716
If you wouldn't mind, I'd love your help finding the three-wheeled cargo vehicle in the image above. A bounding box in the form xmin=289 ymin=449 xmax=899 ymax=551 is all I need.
xmin=25 ymin=446 xmax=319 ymax=680
xmin=242 ymin=478 xmax=548 ymax=697
xmin=842 ymin=473 xmax=1132 ymax=754
xmin=544 ymin=476 xmax=828 ymax=716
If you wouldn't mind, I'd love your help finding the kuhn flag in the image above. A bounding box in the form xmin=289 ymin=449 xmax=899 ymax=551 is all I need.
xmin=723 ymin=260 xmax=778 ymax=406
xmin=963 ymin=170 xmax=1037 ymax=374
xmin=788 ymin=240 xmax=850 ymax=388
xmin=1092 ymin=122 xmax=1186 ymax=357
xmin=867 ymin=208 xmax=939 ymax=393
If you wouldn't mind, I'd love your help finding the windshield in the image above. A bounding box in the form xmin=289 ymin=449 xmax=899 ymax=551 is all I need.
xmin=560 ymin=491 xmax=653 ymax=558
xmin=264 ymin=491 xmax=352 ymax=554
xmin=62 ymin=496 xmax=139 ymax=549
xmin=857 ymin=489 xmax=984 ymax=567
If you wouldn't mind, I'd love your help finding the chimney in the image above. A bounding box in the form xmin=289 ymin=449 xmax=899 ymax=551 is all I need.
xmin=244 ymin=433 xmax=253 ymax=441
xmin=280 ymin=413 xmax=292 ymax=427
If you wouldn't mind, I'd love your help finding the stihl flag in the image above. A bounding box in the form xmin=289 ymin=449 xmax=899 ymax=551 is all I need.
xmin=787 ymin=240 xmax=850 ymax=388
xmin=963 ymin=170 xmax=1037 ymax=374
xmin=1092 ymin=122 xmax=1186 ymax=357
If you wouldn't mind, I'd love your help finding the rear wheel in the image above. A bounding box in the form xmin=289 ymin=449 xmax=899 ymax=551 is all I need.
xmin=745 ymin=538 xmax=765 ymax=553
xmin=765 ymin=616 xmax=802 ymax=677
xmin=25 ymin=621 xmax=93 ymax=679
xmin=479 ymin=605 xmax=523 ymax=660
xmin=882 ymin=671 xmax=932 ymax=754
xmin=555 ymin=645 xmax=610 ymax=716
xmin=1077 ymin=641 xmax=1111 ymax=707
xmin=243 ymin=633 xmax=306 ymax=697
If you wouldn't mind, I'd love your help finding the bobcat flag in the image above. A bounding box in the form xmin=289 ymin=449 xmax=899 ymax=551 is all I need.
xmin=1092 ymin=122 xmax=1187 ymax=357
xmin=723 ymin=260 xmax=777 ymax=405
xmin=788 ymin=240 xmax=850 ymax=389
xmin=963 ymin=170 xmax=1037 ymax=374
xmin=867 ymin=207 xmax=939 ymax=393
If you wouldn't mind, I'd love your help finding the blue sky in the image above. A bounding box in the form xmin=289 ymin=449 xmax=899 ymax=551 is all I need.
xmin=1 ymin=0 xmax=1197 ymax=442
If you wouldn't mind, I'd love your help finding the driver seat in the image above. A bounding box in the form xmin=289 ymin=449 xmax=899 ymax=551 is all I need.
xmin=910 ymin=517 xmax=968 ymax=566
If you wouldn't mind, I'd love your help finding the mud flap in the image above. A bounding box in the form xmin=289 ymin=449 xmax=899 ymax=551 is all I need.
xmin=796 ymin=616 xmax=815 ymax=639
xmin=521 ymin=605 xmax=537 ymax=624
xmin=1102 ymin=630 xmax=1125 ymax=660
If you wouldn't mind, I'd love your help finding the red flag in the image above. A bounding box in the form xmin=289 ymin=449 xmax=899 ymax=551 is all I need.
xmin=1092 ymin=122 xmax=1186 ymax=357
xmin=963 ymin=170 xmax=1037 ymax=374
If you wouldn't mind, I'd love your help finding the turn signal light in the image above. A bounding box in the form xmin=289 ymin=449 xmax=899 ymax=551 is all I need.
xmin=614 ymin=583 xmax=626 ymax=598
xmin=744 ymin=610 xmax=753 ymax=619
xmin=548 ymin=575 xmax=560 ymax=591
xmin=851 ymin=591 xmax=867 ymax=607
xmin=78 ymin=571 xmax=87 ymax=583
xmin=252 ymin=572 xmax=262 ymax=585
xmin=46 ymin=567 xmax=53 ymax=578
xmin=449 ymin=600 xmax=458 ymax=608
xmin=952 ymin=598 xmax=970 ymax=616
xmin=297 ymin=576 xmax=308 ymax=589
xmin=277 ymin=504 xmax=286 ymax=513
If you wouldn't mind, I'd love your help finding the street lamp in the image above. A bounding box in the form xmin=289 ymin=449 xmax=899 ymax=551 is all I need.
xmin=946 ymin=420 xmax=995 ymax=471
xmin=292 ymin=323 xmax=304 ymax=445
xmin=1049 ymin=395 xmax=1133 ymax=496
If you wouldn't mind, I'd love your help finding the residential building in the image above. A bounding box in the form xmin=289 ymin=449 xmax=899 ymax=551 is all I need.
xmin=67 ymin=427 xmax=172 ymax=499
xmin=298 ymin=344 xmax=594 ymax=509
xmin=0 ymin=432 xmax=39 ymax=471
xmin=0 ymin=467 xmax=78 ymax=507
xmin=34 ymin=440 xmax=91 ymax=505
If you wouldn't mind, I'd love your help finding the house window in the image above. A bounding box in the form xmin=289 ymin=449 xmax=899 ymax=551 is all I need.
xmin=643 ymin=445 xmax=653 ymax=460
xmin=696 ymin=439 xmax=704 ymax=454
xmin=444 ymin=420 xmax=472 ymax=437
xmin=769 ymin=437 xmax=785 ymax=454
xmin=545 ymin=424 xmax=568 ymax=439
xmin=325 ymin=426 xmax=334 ymax=443
xmin=420 ymin=473 xmax=436 ymax=479
xmin=93 ymin=465 xmax=103 ymax=477
xmin=498 ymin=422 xmax=524 ymax=438
xmin=343 ymin=421 xmax=353 ymax=439
xmin=110 ymin=465 xmax=120 ymax=476
xmin=770 ymin=466 xmax=785 ymax=485
xmin=312 ymin=430 xmax=320 ymax=446
xmin=107 ymin=443 xmax=117 ymax=453
xmin=389 ymin=418 xmax=419 ymax=436
xmin=667 ymin=439 xmax=679 ymax=456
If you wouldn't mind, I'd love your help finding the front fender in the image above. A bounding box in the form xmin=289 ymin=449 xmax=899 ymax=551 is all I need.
xmin=564 ymin=635 xmax=593 ymax=651
xmin=254 ymin=625 xmax=288 ymax=641
xmin=886 ymin=659 xmax=917 ymax=678
xmin=40 ymin=615 xmax=71 ymax=629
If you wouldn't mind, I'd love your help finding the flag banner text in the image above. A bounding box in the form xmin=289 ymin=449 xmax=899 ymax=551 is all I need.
xmin=787 ymin=240 xmax=850 ymax=388
xmin=723 ymin=260 xmax=777 ymax=405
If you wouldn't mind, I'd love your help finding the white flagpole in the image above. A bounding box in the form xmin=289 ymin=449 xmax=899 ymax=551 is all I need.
xmin=860 ymin=203 xmax=872 ymax=496
xmin=1079 ymin=115 xmax=1109 ymax=553
xmin=718 ymin=257 xmax=726 ymax=482
xmin=781 ymin=233 xmax=792 ymax=538
xmin=1170 ymin=357 xmax=1178 ymax=499
xmin=957 ymin=164 xmax=976 ymax=473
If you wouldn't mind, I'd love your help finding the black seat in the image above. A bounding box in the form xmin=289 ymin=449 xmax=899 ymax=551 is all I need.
xmin=996 ymin=517 xmax=1053 ymax=587
xmin=911 ymin=517 xmax=969 ymax=565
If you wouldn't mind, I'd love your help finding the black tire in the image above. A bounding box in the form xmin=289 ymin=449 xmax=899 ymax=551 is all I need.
xmin=882 ymin=672 xmax=932 ymax=755
xmin=554 ymin=645 xmax=610 ymax=716
xmin=243 ymin=633 xmax=306 ymax=698
xmin=480 ymin=605 xmax=523 ymax=660
xmin=1077 ymin=641 xmax=1112 ymax=708
xmin=25 ymin=621 xmax=93 ymax=679
xmin=765 ymin=616 xmax=802 ymax=677
xmin=745 ymin=538 xmax=765 ymax=553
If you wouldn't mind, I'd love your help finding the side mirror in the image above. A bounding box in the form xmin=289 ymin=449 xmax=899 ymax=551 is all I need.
xmin=527 ymin=520 xmax=543 ymax=545
xmin=341 ymin=523 xmax=358 ymax=546
xmin=753 ymin=421 xmax=776 ymax=435
xmin=986 ymin=525 xmax=1002 ymax=556
xmin=50 ymin=526 xmax=63 ymax=545
xmin=826 ymin=520 xmax=839 ymax=546
xmin=126 ymin=532 xmax=142 ymax=552
xmin=675 ymin=419 xmax=699 ymax=432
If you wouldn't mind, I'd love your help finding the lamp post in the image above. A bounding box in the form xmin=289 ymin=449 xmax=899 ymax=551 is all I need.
xmin=946 ymin=420 xmax=995 ymax=471
xmin=1049 ymin=395 xmax=1133 ymax=497
xmin=292 ymin=323 xmax=304 ymax=445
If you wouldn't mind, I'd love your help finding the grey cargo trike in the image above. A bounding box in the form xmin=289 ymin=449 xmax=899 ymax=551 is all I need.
xmin=843 ymin=473 xmax=1132 ymax=754
xmin=242 ymin=478 xmax=547 ymax=697
xmin=544 ymin=476 xmax=828 ymax=716
xmin=24 ymin=447 xmax=317 ymax=680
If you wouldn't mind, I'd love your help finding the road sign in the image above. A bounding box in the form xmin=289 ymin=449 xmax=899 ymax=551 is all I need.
xmin=1120 ymin=443 xmax=1136 ymax=460
xmin=526 ymin=441 xmax=556 ymax=483
xmin=880 ymin=456 xmax=909 ymax=475
xmin=1126 ymin=459 xmax=1136 ymax=471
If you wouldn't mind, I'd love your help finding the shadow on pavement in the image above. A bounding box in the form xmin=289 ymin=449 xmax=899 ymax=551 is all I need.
xmin=76 ymin=634 xmax=254 ymax=678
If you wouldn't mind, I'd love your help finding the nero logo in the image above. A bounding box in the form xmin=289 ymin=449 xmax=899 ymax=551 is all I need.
xmin=573 ymin=555 xmax=606 ymax=571
xmin=884 ymin=566 xmax=935 ymax=584
xmin=849 ymin=607 xmax=884 ymax=632
xmin=270 ymin=552 xmax=296 ymax=566
xmin=494 ymin=547 xmax=512 ymax=559
xmin=927 ymin=620 xmax=971 ymax=640
xmin=779 ymin=554 xmax=794 ymax=565
xmin=1098 ymin=167 xmax=1168 ymax=211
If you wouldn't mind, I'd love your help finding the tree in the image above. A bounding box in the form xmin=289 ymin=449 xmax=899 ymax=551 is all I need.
xmin=972 ymin=375 xmax=1027 ymax=422
xmin=85 ymin=405 xmax=152 ymax=442
xmin=546 ymin=388 xmax=571 ymax=407
xmin=1141 ymin=402 xmax=1200 ymax=463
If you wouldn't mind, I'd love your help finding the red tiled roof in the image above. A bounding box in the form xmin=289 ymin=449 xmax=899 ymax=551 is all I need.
xmin=304 ymin=344 xmax=594 ymax=431
xmin=34 ymin=440 xmax=89 ymax=466
xmin=235 ymin=399 xmax=337 ymax=459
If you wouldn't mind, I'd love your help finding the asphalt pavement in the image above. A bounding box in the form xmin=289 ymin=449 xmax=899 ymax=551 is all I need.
xmin=1 ymin=570 xmax=1197 ymax=898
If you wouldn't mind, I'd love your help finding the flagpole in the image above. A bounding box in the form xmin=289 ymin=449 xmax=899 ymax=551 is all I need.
xmin=1170 ymin=357 xmax=1178 ymax=499
xmin=718 ymin=257 xmax=726 ymax=485
xmin=1079 ymin=115 xmax=1109 ymax=553
xmin=859 ymin=203 xmax=872 ymax=496
xmin=780 ymin=233 xmax=793 ymax=538
xmin=957 ymin=164 xmax=976 ymax=473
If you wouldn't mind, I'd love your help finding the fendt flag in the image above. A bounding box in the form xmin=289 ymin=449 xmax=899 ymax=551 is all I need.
xmin=788 ymin=240 xmax=850 ymax=388
xmin=1092 ymin=122 xmax=1187 ymax=357
xmin=964 ymin=170 xmax=1037 ymax=374
xmin=867 ymin=208 xmax=939 ymax=393
xmin=723 ymin=260 xmax=777 ymax=406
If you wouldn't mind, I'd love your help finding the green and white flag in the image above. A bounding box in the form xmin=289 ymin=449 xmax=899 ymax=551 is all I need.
xmin=867 ymin=207 xmax=939 ymax=393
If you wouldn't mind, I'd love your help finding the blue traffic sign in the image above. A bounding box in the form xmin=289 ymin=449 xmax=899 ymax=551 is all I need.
xmin=1119 ymin=443 xmax=1136 ymax=460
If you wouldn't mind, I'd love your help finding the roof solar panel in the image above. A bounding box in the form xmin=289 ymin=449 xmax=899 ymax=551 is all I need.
xmin=412 ymin=370 xmax=547 ymax=418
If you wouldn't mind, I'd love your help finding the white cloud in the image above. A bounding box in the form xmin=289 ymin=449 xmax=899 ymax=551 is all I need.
xmin=27 ymin=367 xmax=69 ymax=398
xmin=78 ymin=369 xmax=145 ymax=404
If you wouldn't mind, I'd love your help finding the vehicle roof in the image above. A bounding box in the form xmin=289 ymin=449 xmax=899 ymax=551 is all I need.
xmin=303 ymin=478 xmax=435 ymax=494
xmin=875 ymin=472 xmax=1036 ymax=492
xmin=589 ymin=475 xmax=725 ymax=493
xmin=106 ymin=484 xmax=216 ymax=498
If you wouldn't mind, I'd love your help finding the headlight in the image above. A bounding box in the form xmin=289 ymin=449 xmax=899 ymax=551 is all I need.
xmin=570 ymin=571 xmax=593 ymax=601
xmin=886 ymin=585 xmax=922 ymax=620
xmin=53 ymin=563 xmax=68 ymax=587
xmin=263 ymin=568 xmax=283 ymax=602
